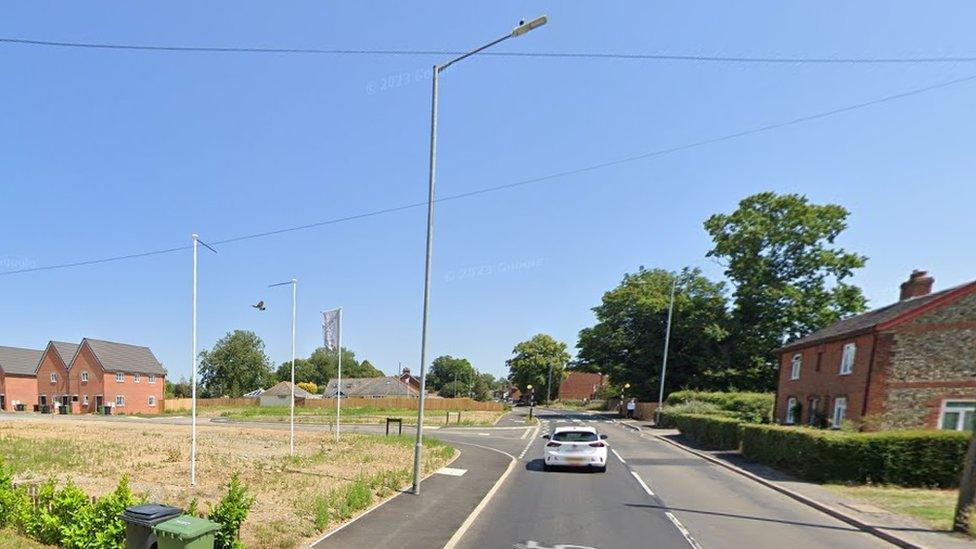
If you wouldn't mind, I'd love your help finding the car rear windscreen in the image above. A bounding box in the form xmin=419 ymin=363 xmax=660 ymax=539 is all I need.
xmin=552 ymin=431 xmax=599 ymax=442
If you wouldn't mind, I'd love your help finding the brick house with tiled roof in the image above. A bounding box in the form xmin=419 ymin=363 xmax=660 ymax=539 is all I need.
xmin=775 ymin=270 xmax=976 ymax=431
xmin=0 ymin=345 xmax=43 ymax=410
xmin=68 ymin=338 xmax=167 ymax=414
xmin=35 ymin=341 xmax=79 ymax=411
xmin=557 ymin=371 xmax=605 ymax=401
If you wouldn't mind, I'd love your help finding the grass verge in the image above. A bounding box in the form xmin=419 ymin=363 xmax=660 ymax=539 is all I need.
xmin=824 ymin=484 xmax=960 ymax=532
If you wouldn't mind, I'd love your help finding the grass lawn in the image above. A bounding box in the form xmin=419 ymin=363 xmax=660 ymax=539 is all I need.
xmin=0 ymin=419 xmax=456 ymax=548
xmin=214 ymin=405 xmax=505 ymax=426
xmin=0 ymin=529 xmax=54 ymax=548
xmin=824 ymin=484 xmax=960 ymax=532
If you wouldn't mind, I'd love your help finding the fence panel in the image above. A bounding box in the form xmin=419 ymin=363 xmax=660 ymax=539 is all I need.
xmin=164 ymin=396 xmax=503 ymax=412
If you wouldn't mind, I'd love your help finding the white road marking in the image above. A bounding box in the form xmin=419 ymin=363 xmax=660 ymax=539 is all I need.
xmin=665 ymin=511 xmax=704 ymax=549
xmin=441 ymin=441 xmax=521 ymax=549
xmin=611 ymin=449 xmax=626 ymax=464
xmin=436 ymin=467 xmax=467 ymax=477
xmin=520 ymin=427 xmax=532 ymax=440
xmin=630 ymin=471 xmax=655 ymax=497
xmin=518 ymin=424 xmax=540 ymax=460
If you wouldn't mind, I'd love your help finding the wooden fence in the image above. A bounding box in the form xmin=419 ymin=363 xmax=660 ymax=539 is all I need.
xmin=164 ymin=396 xmax=504 ymax=412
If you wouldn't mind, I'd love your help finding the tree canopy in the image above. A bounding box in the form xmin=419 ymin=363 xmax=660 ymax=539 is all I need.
xmin=198 ymin=330 xmax=275 ymax=397
xmin=275 ymin=347 xmax=381 ymax=386
xmin=576 ymin=267 xmax=730 ymax=400
xmin=428 ymin=355 xmax=477 ymax=392
xmin=506 ymin=334 xmax=570 ymax=402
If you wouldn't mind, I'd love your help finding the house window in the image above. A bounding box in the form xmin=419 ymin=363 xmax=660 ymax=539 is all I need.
xmin=839 ymin=343 xmax=856 ymax=375
xmin=785 ymin=397 xmax=798 ymax=424
xmin=115 ymin=395 xmax=125 ymax=407
xmin=83 ymin=395 xmax=89 ymax=406
xmin=815 ymin=350 xmax=823 ymax=372
xmin=790 ymin=354 xmax=802 ymax=380
xmin=148 ymin=374 xmax=156 ymax=384
xmin=808 ymin=397 xmax=821 ymax=425
xmin=148 ymin=395 xmax=157 ymax=407
xmin=832 ymin=397 xmax=848 ymax=428
xmin=134 ymin=372 xmax=141 ymax=383
xmin=39 ymin=395 xmax=47 ymax=406
xmin=81 ymin=371 xmax=89 ymax=382
xmin=116 ymin=372 xmax=125 ymax=383
xmin=939 ymin=400 xmax=976 ymax=431
xmin=50 ymin=372 xmax=58 ymax=383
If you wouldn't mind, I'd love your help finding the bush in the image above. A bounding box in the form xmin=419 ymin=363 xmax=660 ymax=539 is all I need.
xmin=666 ymin=391 xmax=774 ymax=423
xmin=674 ymin=414 xmax=743 ymax=450
xmin=210 ymin=473 xmax=255 ymax=549
xmin=740 ymin=424 xmax=970 ymax=487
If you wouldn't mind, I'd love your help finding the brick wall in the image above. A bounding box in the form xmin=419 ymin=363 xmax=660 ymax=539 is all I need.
xmin=0 ymin=374 xmax=37 ymax=410
xmin=558 ymin=372 xmax=604 ymax=400
xmin=69 ymin=345 xmax=105 ymax=412
xmin=775 ymin=332 xmax=876 ymax=425
xmin=102 ymin=369 xmax=164 ymax=414
xmin=35 ymin=348 xmax=70 ymax=408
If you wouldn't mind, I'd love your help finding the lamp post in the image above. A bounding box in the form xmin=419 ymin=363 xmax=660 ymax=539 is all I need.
xmin=411 ymin=15 xmax=548 ymax=496
xmin=655 ymin=278 xmax=678 ymax=425
xmin=269 ymin=279 xmax=298 ymax=455
xmin=527 ymin=384 xmax=535 ymax=420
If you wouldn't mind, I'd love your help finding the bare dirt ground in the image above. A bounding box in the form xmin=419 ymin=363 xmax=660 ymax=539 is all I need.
xmin=0 ymin=419 xmax=455 ymax=548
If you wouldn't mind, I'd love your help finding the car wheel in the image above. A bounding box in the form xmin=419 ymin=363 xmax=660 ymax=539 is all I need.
xmin=595 ymin=465 xmax=607 ymax=473
xmin=543 ymin=463 xmax=551 ymax=472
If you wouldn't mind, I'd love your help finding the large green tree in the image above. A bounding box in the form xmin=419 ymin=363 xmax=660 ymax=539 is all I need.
xmin=199 ymin=330 xmax=275 ymax=397
xmin=704 ymin=192 xmax=867 ymax=388
xmin=506 ymin=334 xmax=571 ymax=403
xmin=275 ymin=347 xmax=380 ymax=386
xmin=576 ymin=267 xmax=730 ymax=399
xmin=428 ymin=355 xmax=477 ymax=392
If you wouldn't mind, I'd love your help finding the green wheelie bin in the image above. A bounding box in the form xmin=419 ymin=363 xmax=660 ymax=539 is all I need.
xmin=154 ymin=515 xmax=221 ymax=549
xmin=119 ymin=504 xmax=182 ymax=549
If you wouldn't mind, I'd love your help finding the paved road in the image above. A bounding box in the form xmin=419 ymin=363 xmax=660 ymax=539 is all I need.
xmin=451 ymin=409 xmax=889 ymax=549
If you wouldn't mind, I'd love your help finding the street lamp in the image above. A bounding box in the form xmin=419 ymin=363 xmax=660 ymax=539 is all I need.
xmin=268 ymin=279 xmax=298 ymax=455
xmin=412 ymin=15 xmax=548 ymax=496
xmin=189 ymin=233 xmax=216 ymax=486
xmin=655 ymin=278 xmax=678 ymax=425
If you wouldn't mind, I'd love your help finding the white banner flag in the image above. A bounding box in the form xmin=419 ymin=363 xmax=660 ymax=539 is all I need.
xmin=322 ymin=308 xmax=340 ymax=350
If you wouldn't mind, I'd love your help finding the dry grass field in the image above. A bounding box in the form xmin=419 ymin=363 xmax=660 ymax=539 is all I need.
xmin=0 ymin=419 xmax=456 ymax=548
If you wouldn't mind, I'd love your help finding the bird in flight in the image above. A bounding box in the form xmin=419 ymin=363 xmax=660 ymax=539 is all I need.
xmin=252 ymin=300 xmax=266 ymax=311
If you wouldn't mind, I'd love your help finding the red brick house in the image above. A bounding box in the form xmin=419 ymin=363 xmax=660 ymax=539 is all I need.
xmin=775 ymin=270 xmax=976 ymax=431
xmin=35 ymin=341 xmax=79 ymax=411
xmin=558 ymin=371 xmax=605 ymax=401
xmin=398 ymin=366 xmax=422 ymax=393
xmin=68 ymin=338 xmax=167 ymax=414
xmin=0 ymin=346 xmax=43 ymax=410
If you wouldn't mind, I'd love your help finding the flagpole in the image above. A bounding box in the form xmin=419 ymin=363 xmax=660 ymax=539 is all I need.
xmin=190 ymin=234 xmax=198 ymax=486
xmin=335 ymin=307 xmax=342 ymax=443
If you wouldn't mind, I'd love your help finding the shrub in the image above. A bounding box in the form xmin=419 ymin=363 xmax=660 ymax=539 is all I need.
xmin=0 ymin=460 xmax=30 ymax=531
xmin=673 ymin=414 xmax=743 ymax=450
xmin=210 ymin=473 xmax=255 ymax=549
xmin=740 ymin=424 xmax=970 ymax=487
xmin=665 ymin=391 xmax=774 ymax=423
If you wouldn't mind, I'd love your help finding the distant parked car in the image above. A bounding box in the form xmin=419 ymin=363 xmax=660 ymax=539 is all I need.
xmin=542 ymin=426 xmax=608 ymax=472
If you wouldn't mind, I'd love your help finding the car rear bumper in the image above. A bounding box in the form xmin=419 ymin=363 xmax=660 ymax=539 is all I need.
xmin=544 ymin=452 xmax=606 ymax=467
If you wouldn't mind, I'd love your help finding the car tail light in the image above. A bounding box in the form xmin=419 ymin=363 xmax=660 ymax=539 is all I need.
xmin=546 ymin=441 xmax=561 ymax=447
xmin=588 ymin=442 xmax=606 ymax=448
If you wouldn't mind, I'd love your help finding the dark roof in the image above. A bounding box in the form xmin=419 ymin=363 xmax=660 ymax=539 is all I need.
xmin=262 ymin=381 xmax=314 ymax=398
xmin=324 ymin=377 xmax=419 ymax=398
xmin=50 ymin=341 xmax=80 ymax=366
xmin=84 ymin=338 xmax=166 ymax=375
xmin=780 ymin=282 xmax=976 ymax=351
xmin=0 ymin=346 xmax=44 ymax=376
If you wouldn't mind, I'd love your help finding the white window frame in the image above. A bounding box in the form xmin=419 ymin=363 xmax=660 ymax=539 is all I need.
xmin=148 ymin=395 xmax=157 ymax=407
xmin=839 ymin=343 xmax=856 ymax=375
xmin=81 ymin=371 xmax=89 ymax=382
xmin=148 ymin=374 xmax=156 ymax=384
xmin=808 ymin=397 xmax=821 ymax=425
xmin=50 ymin=372 xmax=58 ymax=383
xmin=115 ymin=395 xmax=125 ymax=408
xmin=115 ymin=372 xmax=125 ymax=383
xmin=790 ymin=354 xmax=802 ymax=380
xmin=134 ymin=372 xmax=141 ymax=383
xmin=938 ymin=399 xmax=976 ymax=431
xmin=82 ymin=394 xmax=89 ymax=405
xmin=785 ymin=396 xmax=798 ymax=424
xmin=832 ymin=397 xmax=848 ymax=428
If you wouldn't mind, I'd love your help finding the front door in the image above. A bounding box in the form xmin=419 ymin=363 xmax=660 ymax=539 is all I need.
xmin=95 ymin=395 xmax=103 ymax=409
xmin=0 ymin=394 xmax=5 ymax=410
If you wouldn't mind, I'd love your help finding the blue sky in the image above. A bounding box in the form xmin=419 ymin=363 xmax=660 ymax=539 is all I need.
xmin=3 ymin=2 xmax=975 ymax=382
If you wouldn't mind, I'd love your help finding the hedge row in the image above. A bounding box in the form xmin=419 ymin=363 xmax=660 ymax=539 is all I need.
xmin=673 ymin=414 xmax=743 ymax=450
xmin=665 ymin=390 xmax=774 ymax=423
xmin=740 ymin=424 xmax=971 ymax=488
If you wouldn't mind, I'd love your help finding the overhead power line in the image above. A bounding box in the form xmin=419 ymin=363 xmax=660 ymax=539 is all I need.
xmin=3 ymin=36 xmax=976 ymax=64
xmin=3 ymin=71 xmax=974 ymax=278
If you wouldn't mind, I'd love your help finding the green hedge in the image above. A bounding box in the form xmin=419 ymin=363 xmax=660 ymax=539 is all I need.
xmin=665 ymin=390 xmax=774 ymax=423
xmin=673 ymin=414 xmax=743 ymax=450
xmin=740 ymin=424 xmax=971 ymax=488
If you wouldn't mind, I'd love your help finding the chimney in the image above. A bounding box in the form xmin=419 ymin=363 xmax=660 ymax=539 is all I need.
xmin=900 ymin=270 xmax=934 ymax=300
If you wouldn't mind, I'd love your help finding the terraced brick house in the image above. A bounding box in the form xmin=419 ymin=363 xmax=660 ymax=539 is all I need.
xmin=35 ymin=341 xmax=79 ymax=411
xmin=68 ymin=338 xmax=167 ymax=414
xmin=557 ymin=371 xmax=605 ymax=401
xmin=775 ymin=270 xmax=976 ymax=431
xmin=0 ymin=345 xmax=43 ymax=410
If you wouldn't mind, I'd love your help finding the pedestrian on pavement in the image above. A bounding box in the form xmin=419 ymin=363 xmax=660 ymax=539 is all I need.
xmin=626 ymin=398 xmax=636 ymax=419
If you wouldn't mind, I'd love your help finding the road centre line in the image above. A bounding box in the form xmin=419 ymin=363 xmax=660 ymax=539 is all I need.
xmin=630 ymin=471 xmax=655 ymax=497
xmin=611 ymin=449 xmax=626 ymax=464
